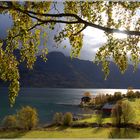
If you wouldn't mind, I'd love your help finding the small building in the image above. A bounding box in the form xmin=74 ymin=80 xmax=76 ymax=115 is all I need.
xmin=81 ymin=96 xmax=91 ymax=104
xmin=102 ymin=103 xmax=114 ymax=115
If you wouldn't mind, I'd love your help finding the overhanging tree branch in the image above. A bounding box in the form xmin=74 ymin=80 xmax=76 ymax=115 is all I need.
xmin=3 ymin=22 xmax=44 ymax=43
xmin=25 ymin=13 xmax=140 ymax=36
xmin=0 ymin=5 xmax=140 ymax=36
xmin=72 ymin=24 xmax=87 ymax=36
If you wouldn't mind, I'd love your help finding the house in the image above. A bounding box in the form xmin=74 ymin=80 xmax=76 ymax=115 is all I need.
xmin=81 ymin=96 xmax=91 ymax=104
xmin=102 ymin=103 xmax=114 ymax=115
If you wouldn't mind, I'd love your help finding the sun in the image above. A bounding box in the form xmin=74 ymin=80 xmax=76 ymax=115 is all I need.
xmin=83 ymin=27 xmax=127 ymax=40
xmin=113 ymin=32 xmax=127 ymax=39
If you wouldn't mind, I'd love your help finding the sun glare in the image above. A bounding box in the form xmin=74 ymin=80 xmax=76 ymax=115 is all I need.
xmin=113 ymin=33 xmax=127 ymax=39
xmin=83 ymin=27 xmax=106 ymax=36
xmin=83 ymin=27 xmax=127 ymax=40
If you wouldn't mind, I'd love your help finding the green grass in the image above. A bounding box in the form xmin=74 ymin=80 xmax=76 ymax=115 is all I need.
xmin=128 ymin=98 xmax=140 ymax=124
xmin=78 ymin=99 xmax=140 ymax=124
xmin=0 ymin=127 xmax=140 ymax=138
xmin=1 ymin=98 xmax=140 ymax=138
xmin=78 ymin=114 xmax=97 ymax=123
xmin=78 ymin=114 xmax=112 ymax=124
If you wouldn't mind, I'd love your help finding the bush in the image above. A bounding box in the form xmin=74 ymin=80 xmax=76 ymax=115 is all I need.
xmin=114 ymin=92 xmax=122 ymax=101
xmin=16 ymin=106 xmax=38 ymax=130
xmin=96 ymin=112 xmax=103 ymax=126
xmin=135 ymin=91 xmax=140 ymax=98
xmin=111 ymin=101 xmax=122 ymax=126
xmin=95 ymin=94 xmax=108 ymax=105
xmin=63 ymin=112 xmax=73 ymax=126
xmin=2 ymin=115 xmax=17 ymax=129
xmin=53 ymin=112 xmax=63 ymax=125
xmin=122 ymin=100 xmax=135 ymax=124
xmin=127 ymin=90 xmax=135 ymax=98
xmin=71 ymin=122 xmax=91 ymax=128
xmin=111 ymin=100 xmax=135 ymax=126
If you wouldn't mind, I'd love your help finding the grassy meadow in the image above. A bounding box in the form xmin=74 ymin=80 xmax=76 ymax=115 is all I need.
xmin=78 ymin=98 xmax=140 ymax=124
xmin=1 ymin=98 xmax=140 ymax=138
xmin=0 ymin=127 xmax=140 ymax=138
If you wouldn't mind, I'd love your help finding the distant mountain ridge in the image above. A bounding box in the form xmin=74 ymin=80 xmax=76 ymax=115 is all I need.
xmin=1 ymin=52 xmax=140 ymax=88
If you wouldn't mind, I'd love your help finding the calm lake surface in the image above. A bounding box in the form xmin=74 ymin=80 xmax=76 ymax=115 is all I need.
xmin=0 ymin=88 xmax=139 ymax=124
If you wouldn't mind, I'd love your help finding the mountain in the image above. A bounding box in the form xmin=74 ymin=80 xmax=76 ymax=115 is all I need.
xmin=1 ymin=52 xmax=140 ymax=88
xmin=19 ymin=52 xmax=140 ymax=88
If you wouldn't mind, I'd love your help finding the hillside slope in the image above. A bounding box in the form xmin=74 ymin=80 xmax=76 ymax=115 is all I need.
xmin=16 ymin=52 xmax=140 ymax=88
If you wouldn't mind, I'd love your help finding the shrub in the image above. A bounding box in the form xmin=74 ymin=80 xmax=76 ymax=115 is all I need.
xmin=111 ymin=100 xmax=135 ymax=126
xmin=95 ymin=94 xmax=108 ymax=105
xmin=127 ymin=90 xmax=135 ymax=98
xmin=111 ymin=101 xmax=122 ymax=126
xmin=71 ymin=122 xmax=91 ymax=128
xmin=135 ymin=91 xmax=140 ymax=98
xmin=107 ymin=94 xmax=114 ymax=102
xmin=114 ymin=92 xmax=122 ymax=101
xmin=53 ymin=112 xmax=63 ymax=125
xmin=96 ymin=112 xmax=103 ymax=126
xmin=121 ymin=100 xmax=135 ymax=124
xmin=2 ymin=115 xmax=17 ymax=129
xmin=63 ymin=112 xmax=73 ymax=126
xmin=16 ymin=106 xmax=38 ymax=130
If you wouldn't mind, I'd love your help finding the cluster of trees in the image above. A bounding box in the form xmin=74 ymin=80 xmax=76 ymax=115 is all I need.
xmin=87 ymin=92 xmax=123 ymax=106
xmin=94 ymin=94 xmax=109 ymax=105
xmin=1 ymin=103 xmax=136 ymax=130
xmin=126 ymin=90 xmax=140 ymax=99
xmin=53 ymin=112 xmax=73 ymax=126
xmin=86 ymin=90 xmax=140 ymax=106
xmin=2 ymin=107 xmax=74 ymax=130
xmin=2 ymin=106 xmax=38 ymax=130
xmin=53 ymin=100 xmax=135 ymax=128
xmin=91 ymin=100 xmax=135 ymax=127
xmin=111 ymin=100 xmax=135 ymax=127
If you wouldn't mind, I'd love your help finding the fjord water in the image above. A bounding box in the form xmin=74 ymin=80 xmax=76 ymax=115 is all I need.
xmin=0 ymin=88 xmax=137 ymax=124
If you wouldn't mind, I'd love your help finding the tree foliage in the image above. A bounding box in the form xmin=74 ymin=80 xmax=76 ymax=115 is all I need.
xmin=96 ymin=112 xmax=103 ymax=126
xmin=63 ymin=112 xmax=73 ymax=126
xmin=53 ymin=112 xmax=63 ymax=125
xmin=111 ymin=100 xmax=135 ymax=126
xmin=0 ymin=1 xmax=140 ymax=106
xmin=121 ymin=100 xmax=135 ymax=124
xmin=16 ymin=106 xmax=38 ymax=130
xmin=2 ymin=115 xmax=17 ymax=129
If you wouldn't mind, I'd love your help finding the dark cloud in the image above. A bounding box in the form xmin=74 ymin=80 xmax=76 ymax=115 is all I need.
xmin=0 ymin=4 xmax=106 ymax=61
xmin=0 ymin=14 xmax=13 ymax=39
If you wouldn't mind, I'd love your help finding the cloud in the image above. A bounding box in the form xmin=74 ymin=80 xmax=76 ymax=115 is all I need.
xmin=79 ymin=27 xmax=107 ymax=60
xmin=0 ymin=14 xmax=107 ymax=61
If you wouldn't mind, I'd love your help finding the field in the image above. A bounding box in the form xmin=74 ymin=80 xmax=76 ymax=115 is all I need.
xmin=78 ymin=98 xmax=140 ymax=124
xmin=1 ymin=99 xmax=140 ymax=138
xmin=0 ymin=127 xmax=140 ymax=138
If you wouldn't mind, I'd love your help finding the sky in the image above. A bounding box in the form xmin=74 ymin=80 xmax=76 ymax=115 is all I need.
xmin=1 ymin=2 xmax=140 ymax=62
xmin=0 ymin=12 xmax=108 ymax=61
